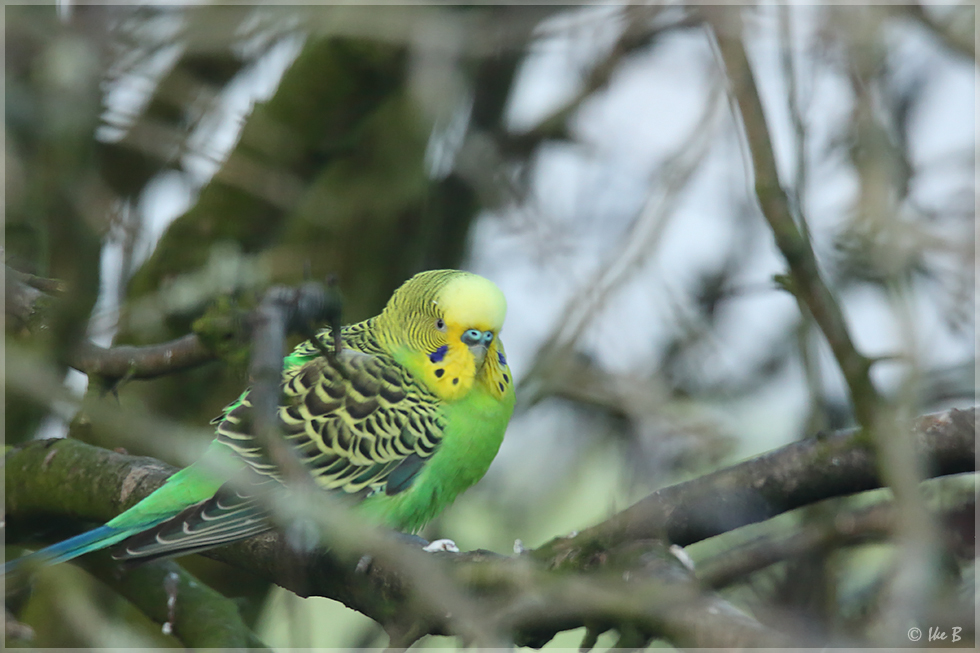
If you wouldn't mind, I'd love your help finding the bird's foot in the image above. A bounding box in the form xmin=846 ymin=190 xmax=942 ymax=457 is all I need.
xmin=422 ymin=538 xmax=459 ymax=553
xmin=391 ymin=532 xmax=459 ymax=552
xmin=354 ymin=534 xmax=459 ymax=573
xmin=355 ymin=554 xmax=373 ymax=574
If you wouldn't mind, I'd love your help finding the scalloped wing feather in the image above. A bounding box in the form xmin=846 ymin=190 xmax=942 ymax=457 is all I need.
xmin=113 ymin=324 xmax=446 ymax=560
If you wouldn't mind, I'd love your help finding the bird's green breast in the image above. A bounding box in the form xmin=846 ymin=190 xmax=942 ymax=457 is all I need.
xmin=358 ymin=378 xmax=515 ymax=533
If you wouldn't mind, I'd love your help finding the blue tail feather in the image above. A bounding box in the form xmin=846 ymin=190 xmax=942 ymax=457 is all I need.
xmin=3 ymin=525 xmax=131 ymax=575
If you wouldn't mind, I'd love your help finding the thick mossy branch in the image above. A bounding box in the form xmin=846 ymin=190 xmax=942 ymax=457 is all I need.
xmin=4 ymin=439 xmax=177 ymax=524
xmin=77 ymin=554 xmax=267 ymax=648
xmin=5 ymin=440 xmax=784 ymax=648
xmin=4 ymin=443 xmax=265 ymax=647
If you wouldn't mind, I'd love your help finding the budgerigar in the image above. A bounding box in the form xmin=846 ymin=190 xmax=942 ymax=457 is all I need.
xmin=4 ymin=269 xmax=515 ymax=571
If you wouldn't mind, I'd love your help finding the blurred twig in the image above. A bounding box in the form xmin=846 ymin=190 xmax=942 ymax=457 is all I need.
xmin=71 ymin=336 xmax=218 ymax=381
xmin=893 ymin=4 xmax=976 ymax=61
xmin=519 ymin=79 xmax=726 ymax=408
xmin=697 ymin=493 xmax=975 ymax=590
xmin=245 ymin=282 xmax=342 ymax=487
xmin=504 ymin=5 xmax=700 ymax=153
xmin=707 ymin=10 xmax=881 ymax=430
xmin=708 ymin=12 xmax=948 ymax=639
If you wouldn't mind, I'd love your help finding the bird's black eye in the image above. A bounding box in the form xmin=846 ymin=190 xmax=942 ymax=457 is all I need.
xmin=435 ymin=318 xmax=446 ymax=332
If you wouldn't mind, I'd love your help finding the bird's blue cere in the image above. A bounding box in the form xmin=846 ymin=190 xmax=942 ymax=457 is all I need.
xmin=429 ymin=345 xmax=448 ymax=363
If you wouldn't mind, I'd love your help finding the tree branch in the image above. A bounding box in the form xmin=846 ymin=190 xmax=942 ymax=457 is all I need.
xmin=77 ymin=554 xmax=268 ymax=648
xmin=4 ymin=265 xmax=344 ymax=385
xmin=895 ymin=4 xmax=976 ymax=62
xmin=697 ymin=493 xmax=976 ymax=589
xmin=4 ymin=438 xmax=789 ymax=648
xmin=698 ymin=499 xmax=894 ymax=589
xmin=70 ymin=336 xmax=218 ymax=381
xmin=6 ymin=406 xmax=973 ymax=647
xmin=705 ymin=12 xmax=949 ymax=635
xmin=5 ymin=263 xmax=220 ymax=381
xmin=534 ymin=406 xmax=975 ymax=561
xmin=706 ymin=10 xmax=881 ymax=431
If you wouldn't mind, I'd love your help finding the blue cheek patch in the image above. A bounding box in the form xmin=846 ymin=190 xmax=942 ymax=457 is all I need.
xmin=497 ymin=351 xmax=507 ymax=366
xmin=429 ymin=345 xmax=448 ymax=363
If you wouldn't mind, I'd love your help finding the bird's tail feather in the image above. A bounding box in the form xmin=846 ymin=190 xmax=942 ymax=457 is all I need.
xmin=3 ymin=524 xmax=133 ymax=575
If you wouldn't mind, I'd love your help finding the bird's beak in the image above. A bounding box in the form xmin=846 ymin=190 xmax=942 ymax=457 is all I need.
xmin=468 ymin=343 xmax=489 ymax=370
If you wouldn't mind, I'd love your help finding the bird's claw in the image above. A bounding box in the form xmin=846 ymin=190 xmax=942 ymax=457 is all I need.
xmin=356 ymin=536 xmax=457 ymax=572
xmin=423 ymin=538 xmax=459 ymax=553
xmin=669 ymin=544 xmax=695 ymax=571
xmin=355 ymin=554 xmax=373 ymax=573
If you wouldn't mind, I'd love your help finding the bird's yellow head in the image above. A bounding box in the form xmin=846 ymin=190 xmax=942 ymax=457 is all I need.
xmin=378 ymin=270 xmax=512 ymax=402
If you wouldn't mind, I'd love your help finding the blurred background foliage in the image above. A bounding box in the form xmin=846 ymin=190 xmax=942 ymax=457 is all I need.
xmin=4 ymin=3 xmax=975 ymax=649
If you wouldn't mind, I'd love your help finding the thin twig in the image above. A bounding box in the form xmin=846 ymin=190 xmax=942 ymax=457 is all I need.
xmin=697 ymin=499 xmax=894 ymax=589
xmin=5 ymin=263 xmax=220 ymax=380
xmin=70 ymin=335 xmax=218 ymax=381
xmin=698 ymin=494 xmax=976 ymax=590
xmin=895 ymin=4 xmax=975 ymax=61
xmin=519 ymin=79 xmax=726 ymax=407
xmin=706 ymin=9 xmax=881 ymax=430
xmin=505 ymin=6 xmax=700 ymax=152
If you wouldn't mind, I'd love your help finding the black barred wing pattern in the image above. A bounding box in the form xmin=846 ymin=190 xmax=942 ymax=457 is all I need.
xmin=217 ymin=326 xmax=446 ymax=496
xmin=113 ymin=326 xmax=446 ymax=562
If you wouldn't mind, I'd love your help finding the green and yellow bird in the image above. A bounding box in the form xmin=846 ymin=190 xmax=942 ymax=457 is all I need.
xmin=4 ymin=269 xmax=515 ymax=570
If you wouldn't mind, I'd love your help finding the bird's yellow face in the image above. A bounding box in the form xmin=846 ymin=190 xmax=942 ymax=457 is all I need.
xmin=382 ymin=270 xmax=513 ymax=402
